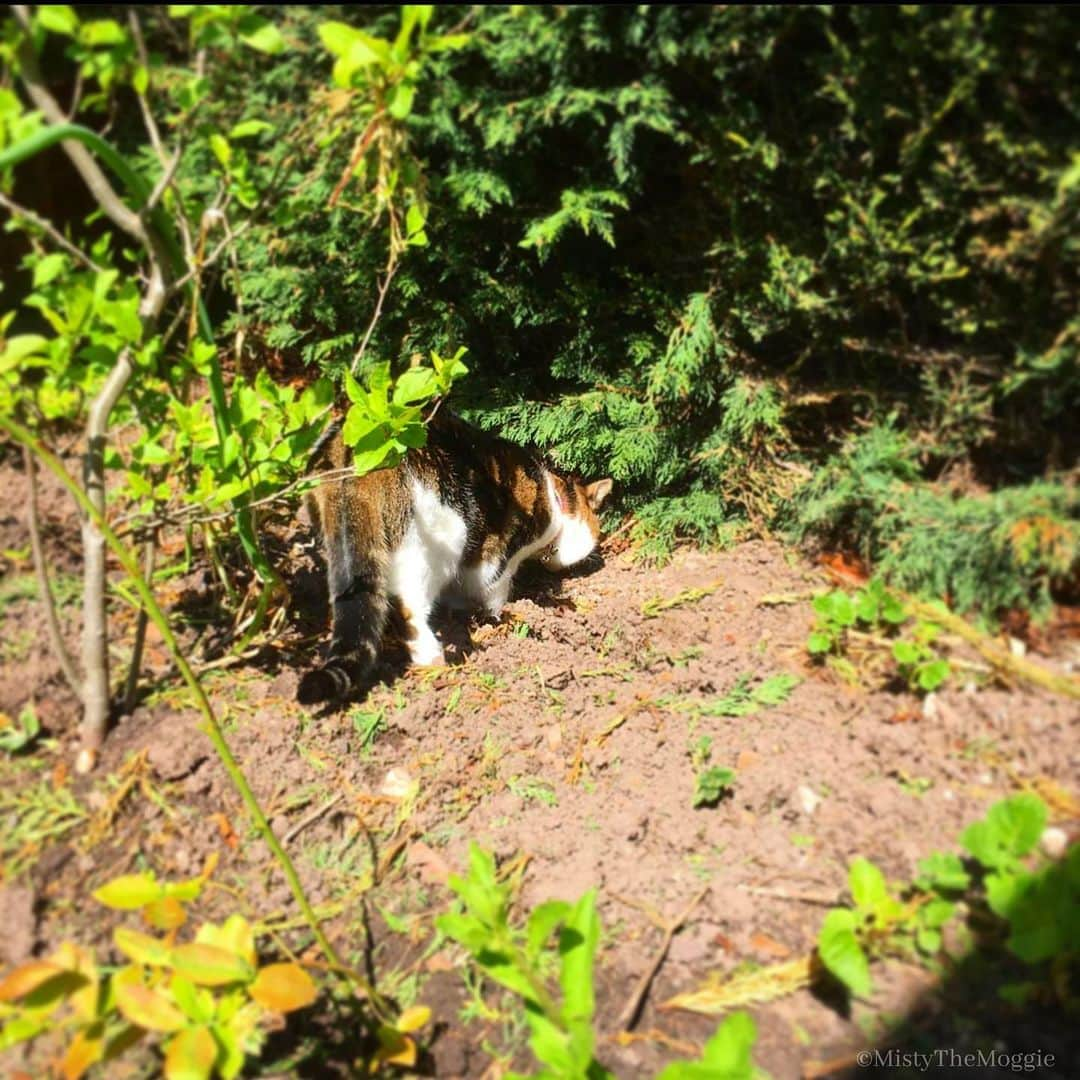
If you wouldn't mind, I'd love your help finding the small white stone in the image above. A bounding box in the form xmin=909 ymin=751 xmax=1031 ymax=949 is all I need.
xmin=797 ymin=785 xmax=821 ymax=816
xmin=1008 ymin=636 xmax=1026 ymax=658
xmin=380 ymin=767 xmax=416 ymax=799
xmin=1040 ymin=827 xmax=1069 ymax=861
xmin=922 ymin=692 xmax=939 ymax=721
xmin=942 ymin=789 xmax=955 ymax=801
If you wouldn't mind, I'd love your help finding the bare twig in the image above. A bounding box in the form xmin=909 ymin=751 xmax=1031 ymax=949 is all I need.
xmin=283 ymin=794 xmax=345 ymax=845
xmin=350 ymin=254 xmax=399 ymax=377
xmin=737 ymin=884 xmax=840 ymax=907
xmin=0 ymin=191 xmax=105 ymax=273
xmin=25 ymin=445 xmax=82 ymax=697
xmin=13 ymin=6 xmax=147 ymax=245
xmin=614 ymin=886 xmax=709 ymax=1032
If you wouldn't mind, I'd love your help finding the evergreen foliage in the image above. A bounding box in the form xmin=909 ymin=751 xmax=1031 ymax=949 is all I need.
xmin=13 ymin=5 xmax=1080 ymax=619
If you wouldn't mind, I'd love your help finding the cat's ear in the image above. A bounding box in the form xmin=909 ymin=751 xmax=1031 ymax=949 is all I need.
xmin=584 ymin=478 xmax=613 ymax=510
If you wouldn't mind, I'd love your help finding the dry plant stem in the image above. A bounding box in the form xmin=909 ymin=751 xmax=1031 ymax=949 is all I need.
xmin=123 ymin=536 xmax=156 ymax=714
xmin=615 ymin=885 xmax=709 ymax=1032
xmin=25 ymin=444 xmax=81 ymax=696
xmin=2 ymin=417 xmax=387 ymax=1016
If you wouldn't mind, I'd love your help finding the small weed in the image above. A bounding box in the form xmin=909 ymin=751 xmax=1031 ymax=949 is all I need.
xmin=664 ymin=672 xmax=798 ymax=719
xmin=513 ymin=620 xmax=531 ymax=638
xmin=0 ymin=705 xmax=42 ymax=755
xmin=507 ymin=776 xmax=558 ymax=807
xmin=689 ymin=735 xmax=735 ymax=808
xmin=641 ymin=578 xmax=724 ymax=618
xmin=895 ymin=772 xmax=933 ymax=797
xmin=1 ymin=777 xmax=86 ymax=878
xmin=807 ymin=579 xmax=952 ymax=694
xmin=694 ymin=767 xmax=736 ymax=809
xmin=351 ymin=707 xmax=386 ymax=752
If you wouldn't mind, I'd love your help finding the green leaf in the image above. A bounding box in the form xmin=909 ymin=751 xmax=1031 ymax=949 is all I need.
xmin=817 ymin=909 xmax=871 ymax=997
xmin=388 ymin=82 xmax=416 ymax=120
xmin=36 ymin=5 xmax=79 ymax=36
xmin=393 ymin=366 xmax=437 ymax=405
xmin=32 ymin=253 xmax=68 ymax=287
xmin=343 ymin=370 xmax=365 ymax=404
xmin=915 ymin=851 xmax=970 ymax=893
xmin=892 ymin=640 xmax=919 ymax=665
xmin=80 ymin=19 xmax=126 ymax=47
xmin=960 ymin=794 xmax=1048 ymax=870
xmin=559 ymin=890 xmax=600 ymax=1025
xmin=209 ymin=133 xmax=231 ymax=169
xmin=806 ymin=630 xmax=832 ymax=655
xmin=238 ymin=15 xmax=285 ymax=55
xmin=917 ymin=659 xmax=950 ymax=691
xmin=229 ymin=119 xmax=274 ymax=139
xmin=405 ymin=202 xmax=428 ymax=246
xmin=848 ymin=858 xmax=889 ymax=911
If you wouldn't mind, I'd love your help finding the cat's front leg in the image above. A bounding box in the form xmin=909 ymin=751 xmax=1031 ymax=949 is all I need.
xmin=484 ymin=574 xmax=511 ymax=619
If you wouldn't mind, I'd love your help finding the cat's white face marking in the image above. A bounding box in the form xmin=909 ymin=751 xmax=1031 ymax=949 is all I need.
xmin=542 ymin=473 xmax=599 ymax=570
xmin=552 ymin=513 xmax=597 ymax=568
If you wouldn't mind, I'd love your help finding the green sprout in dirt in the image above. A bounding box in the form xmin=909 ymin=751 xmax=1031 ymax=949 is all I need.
xmin=689 ymin=736 xmax=736 ymax=809
xmin=0 ymin=862 xmax=319 ymax=1079
xmin=661 ymin=672 xmax=798 ymax=721
xmin=438 ymin=844 xmax=763 ymax=1079
xmin=807 ymin=580 xmax=951 ymax=693
xmin=816 ymin=793 xmax=1078 ymax=1007
xmin=0 ymin=704 xmax=42 ymax=755
xmin=437 ymin=843 xmax=612 ymax=1079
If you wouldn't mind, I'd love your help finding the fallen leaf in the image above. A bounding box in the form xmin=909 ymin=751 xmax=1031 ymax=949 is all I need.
xmin=405 ymin=841 xmax=450 ymax=885
xmin=750 ymin=932 xmax=791 ymax=959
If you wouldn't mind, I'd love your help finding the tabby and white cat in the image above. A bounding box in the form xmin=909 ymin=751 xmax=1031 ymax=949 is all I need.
xmin=297 ymin=411 xmax=612 ymax=703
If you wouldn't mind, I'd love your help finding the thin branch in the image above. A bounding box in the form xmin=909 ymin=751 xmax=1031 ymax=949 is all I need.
xmin=350 ymin=254 xmax=399 ymax=377
xmin=25 ymin=445 xmax=82 ymax=697
xmin=12 ymin=5 xmax=147 ymax=244
xmin=614 ymin=886 xmax=709 ymax=1032
xmin=0 ymin=190 xmax=105 ymax=272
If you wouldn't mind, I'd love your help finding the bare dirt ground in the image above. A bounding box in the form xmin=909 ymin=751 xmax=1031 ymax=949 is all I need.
xmin=1 ymin=449 xmax=1078 ymax=1078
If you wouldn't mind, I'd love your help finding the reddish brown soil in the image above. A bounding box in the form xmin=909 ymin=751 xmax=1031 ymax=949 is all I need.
xmin=1 ymin=449 xmax=1078 ymax=1078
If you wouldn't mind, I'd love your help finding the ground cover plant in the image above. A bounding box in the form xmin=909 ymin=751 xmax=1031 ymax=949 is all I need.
xmin=1 ymin=4 xmax=1078 ymax=1078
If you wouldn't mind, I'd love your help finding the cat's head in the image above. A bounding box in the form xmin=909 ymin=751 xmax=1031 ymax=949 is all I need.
xmin=543 ymin=475 xmax=613 ymax=570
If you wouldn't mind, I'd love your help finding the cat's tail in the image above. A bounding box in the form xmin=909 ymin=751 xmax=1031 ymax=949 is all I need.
xmin=297 ymin=476 xmax=389 ymax=706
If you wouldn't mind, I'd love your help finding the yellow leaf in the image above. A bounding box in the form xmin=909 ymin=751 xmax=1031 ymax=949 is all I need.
xmin=374 ymin=1026 xmax=417 ymax=1067
xmin=93 ymin=874 xmax=163 ymax=911
xmin=396 ymin=1004 xmax=431 ymax=1033
xmin=164 ymin=1025 xmax=217 ymax=1080
xmin=661 ymin=955 xmax=815 ymax=1015
xmin=196 ymin=914 xmax=255 ymax=967
xmin=171 ymin=944 xmax=253 ymax=987
xmin=61 ymin=1026 xmax=104 ymax=1080
xmin=248 ymin=963 xmax=318 ymax=1013
xmin=115 ymin=929 xmax=172 ymax=967
xmin=143 ymin=897 xmax=187 ymax=932
xmin=0 ymin=961 xmax=84 ymax=1006
xmin=113 ymin=979 xmax=186 ymax=1033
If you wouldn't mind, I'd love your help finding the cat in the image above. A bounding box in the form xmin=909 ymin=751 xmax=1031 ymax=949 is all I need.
xmin=297 ymin=410 xmax=612 ymax=704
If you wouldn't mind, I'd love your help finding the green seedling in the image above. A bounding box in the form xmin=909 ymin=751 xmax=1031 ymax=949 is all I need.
xmin=0 ymin=706 xmax=41 ymax=754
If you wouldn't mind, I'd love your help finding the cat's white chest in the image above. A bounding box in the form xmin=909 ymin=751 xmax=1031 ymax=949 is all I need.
xmin=390 ymin=483 xmax=469 ymax=593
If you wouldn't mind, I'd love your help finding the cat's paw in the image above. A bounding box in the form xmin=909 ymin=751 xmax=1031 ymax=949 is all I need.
xmin=409 ymin=636 xmax=445 ymax=667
